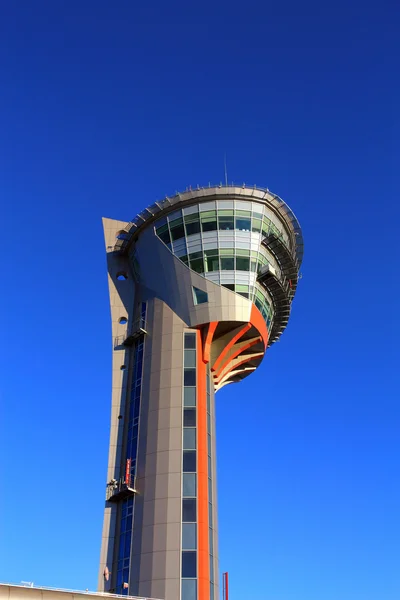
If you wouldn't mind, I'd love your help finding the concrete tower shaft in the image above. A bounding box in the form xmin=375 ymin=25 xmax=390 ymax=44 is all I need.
xmin=98 ymin=185 xmax=303 ymax=600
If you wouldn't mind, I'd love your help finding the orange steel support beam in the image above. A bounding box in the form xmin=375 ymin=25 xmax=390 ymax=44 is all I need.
xmin=211 ymin=322 xmax=251 ymax=373
xmin=197 ymin=330 xmax=210 ymax=600
xmin=203 ymin=321 xmax=218 ymax=364
xmin=214 ymin=352 xmax=264 ymax=387
xmin=213 ymin=336 xmax=263 ymax=379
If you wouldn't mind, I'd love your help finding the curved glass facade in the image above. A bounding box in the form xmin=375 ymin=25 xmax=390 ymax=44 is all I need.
xmin=153 ymin=199 xmax=293 ymax=331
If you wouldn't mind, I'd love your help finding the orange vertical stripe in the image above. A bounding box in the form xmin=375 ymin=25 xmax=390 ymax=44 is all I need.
xmin=196 ymin=329 xmax=210 ymax=600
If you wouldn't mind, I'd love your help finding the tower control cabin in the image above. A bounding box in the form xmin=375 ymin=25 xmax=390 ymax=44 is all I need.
xmin=98 ymin=185 xmax=303 ymax=600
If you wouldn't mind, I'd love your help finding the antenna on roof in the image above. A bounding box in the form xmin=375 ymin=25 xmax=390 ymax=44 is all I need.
xmin=224 ymin=153 xmax=228 ymax=186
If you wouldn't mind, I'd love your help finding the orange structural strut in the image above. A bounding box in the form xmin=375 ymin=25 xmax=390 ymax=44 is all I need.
xmin=213 ymin=336 xmax=263 ymax=379
xmin=214 ymin=352 xmax=264 ymax=387
xmin=211 ymin=322 xmax=251 ymax=373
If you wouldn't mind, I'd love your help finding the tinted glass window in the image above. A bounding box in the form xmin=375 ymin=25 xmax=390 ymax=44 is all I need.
xmin=183 ymin=473 xmax=196 ymax=497
xmin=193 ymin=287 xmax=208 ymax=305
xmin=184 ymin=349 xmax=196 ymax=367
xmin=201 ymin=219 xmax=217 ymax=232
xmin=221 ymin=256 xmax=234 ymax=270
xmin=170 ymin=223 xmax=185 ymax=241
xmin=182 ymin=523 xmax=197 ymax=549
xmin=236 ymin=217 xmax=251 ymax=231
xmin=184 ymin=408 xmax=196 ymax=427
xmin=236 ymin=256 xmax=250 ymax=271
xmin=182 ymin=551 xmax=197 ymax=577
xmin=205 ymin=256 xmax=220 ymax=272
xmin=184 ymin=369 xmax=196 ymax=386
xmin=218 ymin=215 xmax=234 ymax=230
xmin=182 ymin=579 xmax=197 ymax=600
xmin=185 ymin=219 xmax=201 ymax=236
xmin=182 ymin=497 xmax=196 ymax=521
xmin=157 ymin=227 xmax=171 ymax=245
xmin=184 ymin=333 xmax=196 ymax=349
xmin=184 ymin=387 xmax=196 ymax=406
xmin=183 ymin=428 xmax=196 ymax=449
xmin=183 ymin=450 xmax=196 ymax=472
xmin=189 ymin=257 xmax=204 ymax=273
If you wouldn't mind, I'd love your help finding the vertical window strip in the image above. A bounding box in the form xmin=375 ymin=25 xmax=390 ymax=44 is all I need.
xmin=182 ymin=332 xmax=198 ymax=600
xmin=206 ymin=365 xmax=214 ymax=600
xmin=116 ymin=303 xmax=147 ymax=595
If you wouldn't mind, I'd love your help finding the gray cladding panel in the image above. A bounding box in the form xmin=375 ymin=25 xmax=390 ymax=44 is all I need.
xmin=128 ymin=298 xmax=185 ymax=598
xmin=135 ymin=228 xmax=253 ymax=328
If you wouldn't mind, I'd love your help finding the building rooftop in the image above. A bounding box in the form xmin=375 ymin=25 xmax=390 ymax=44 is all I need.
xmin=112 ymin=183 xmax=304 ymax=265
xmin=0 ymin=583 xmax=162 ymax=600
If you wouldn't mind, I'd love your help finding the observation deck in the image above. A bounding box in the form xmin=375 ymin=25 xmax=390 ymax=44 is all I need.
xmin=257 ymin=264 xmax=292 ymax=346
xmin=112 ymin=184 xmax=303 ymax=265
xmin=261 ymin=232 xmax=300 ymax=295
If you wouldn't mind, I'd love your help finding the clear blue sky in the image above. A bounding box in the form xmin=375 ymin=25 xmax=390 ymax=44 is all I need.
xmin=0 ymin=2 xmax=399 ymax=599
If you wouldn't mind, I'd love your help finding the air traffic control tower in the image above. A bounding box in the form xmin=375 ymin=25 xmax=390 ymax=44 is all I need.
xmin=99 ymin=185 xmax=303 ymax=600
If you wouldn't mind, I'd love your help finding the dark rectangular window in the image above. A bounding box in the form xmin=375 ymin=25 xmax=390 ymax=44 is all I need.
xmin=182 ymin=497 xmax=196 ymax=521
xmin=201 ymin=219 xmax=217 ymax=232
xmin=184 ymin=408 xmax=196 ymax=427
xmin=236 ymin=256 xmax=250 ymax=271
xmin=156 ymin=224 xmax=171 ymax=245
xmin=184 ymin=333 xmax=196 ymax=349
xmin=205 ymin=255 xmax=220 ymax=272
xmin=182 ymin=551 xmax=197 ymax=577
xmin=236 ymin=217 xmax=251 ymax=231
xmin=193 ymin=287 xmax=208 ymax=305
xmin=185 ymin=219 xmax=201 ymax=236
xmin=221 ymin=256 xmax=234 ymax=270
xmin=170 ymin=223 xmax=185 ymax=241
xmin=218 ymin=214 xmax=234 ymax=230
xmin=189 ymin=257 xmax=204 ymax=273
xmin=183 ymin=450 xmax=196 ymax=472
xmin=184 ymin=369 xmax=196 ymax=386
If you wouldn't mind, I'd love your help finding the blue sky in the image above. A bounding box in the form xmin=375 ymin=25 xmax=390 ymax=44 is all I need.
xmin=0 ymin=2 xmax=399 ymax=599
